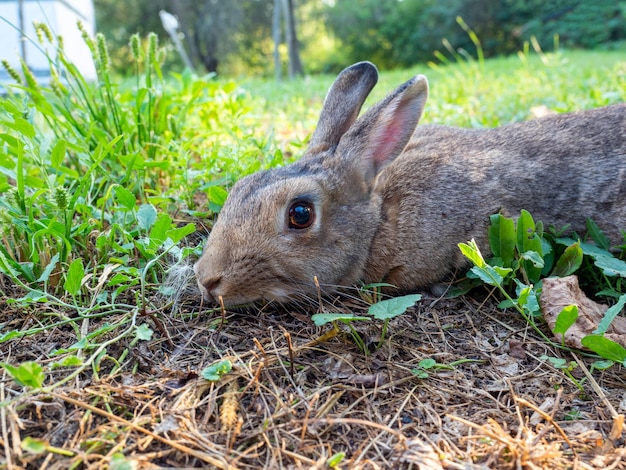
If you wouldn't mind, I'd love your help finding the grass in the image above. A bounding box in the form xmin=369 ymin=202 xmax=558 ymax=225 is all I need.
xmin=0 ymin=26 xmax=625 ymax=468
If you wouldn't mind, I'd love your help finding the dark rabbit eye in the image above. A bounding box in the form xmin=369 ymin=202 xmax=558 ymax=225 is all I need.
xmin=288 ymin=201 xmax=315 ymax=229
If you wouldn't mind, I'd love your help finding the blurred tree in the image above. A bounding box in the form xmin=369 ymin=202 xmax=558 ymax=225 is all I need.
xmin=94 ymin=0 xmax=624 ymax=75
xmin=324 ymin=0 xmax=471 ymax=69
xmin=324 ymin=0 xmax=626 ymax=69
xmin=273 ymin=0 xmax=304 ymax=80
xmin=95 ymin=0 xmax=306 ymax=76
xmin=283 ymin=0 xmax=304 ymax=77
xmin=500 ymin=0 xmax=626 ymax=49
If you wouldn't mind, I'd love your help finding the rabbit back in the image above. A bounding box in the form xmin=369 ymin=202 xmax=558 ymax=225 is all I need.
xmin=364 ymin=103 xmax=626 ymax=289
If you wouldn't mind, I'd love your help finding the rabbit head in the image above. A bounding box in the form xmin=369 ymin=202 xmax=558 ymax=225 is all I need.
xmin=194 ymin=62 xmax=428 ymax=306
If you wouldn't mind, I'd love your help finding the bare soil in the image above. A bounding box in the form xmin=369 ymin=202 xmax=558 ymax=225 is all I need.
xmin=1 ymin=287 xmax=625 ymax=469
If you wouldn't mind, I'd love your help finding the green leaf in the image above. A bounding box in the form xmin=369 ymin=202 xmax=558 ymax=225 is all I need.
xmin=411 ymin=369 xmax=429 ymax=378
xmin=0 ymin=330 xmax=21 ymax=343
xmin=311 ymin=313 xmax=369 ymax=326
xmin=0 ymin=132 xmax=21 ymax=150
xmin=516 ymin=210 xmax=543 ymax=282
xmin=541 ymin=238 xmax=555 ymax=275
xmin=110 ymin=453 xmax=135 ymax=470
xmin=50 ymin=139 xmax=67 ymax=169
xmin=327 ymin=452 xmax=346 ymax=468
xmin=361 ymin=282 xmax=397 ymax=289
xmin=516 ymin=210 xmax=536 ymax=249
xmin=166 ymin=223 xmax=196 ymax=244
xmin=418 ymin=358 xmax=437 ymax=369
xmin=135 ymin=324 xmax=154 ymax=341
xmin=207 ymin=186 xmax=228 ymax=212
xmin=114 ymin=186 xmax=136 ymax=210
xmin=540 ymin=355 xmax=569 ymax=369
xmin=64 ymin=258 xmax=85 ymax=296
xmin=51 ymin=355 xmax=83 ymax=369
xmin=516 ymin=285 xmax=532 ymax=307
xmin=9 ymin=117 xmax=36 ymax=138
xmin=149 ymin=212 xmax=173 ymax=245
xmin=488 ymin=213 xmax=516 ymax=267
xmin=51 ymin=338 xmax=89 ymax=355
xmin=493 ymin=265 xmax=514 ymax=279
xmin=21 ymin=436 xmax=47 ymax=454
xmin=581 ymin=335 xmax=626 ymax=364
xmin=591 ymin=360 xmax=614 ymax=370
xmin=367 ymin=294 xmax=422 ymax=320
xmin=458 ymin=240 xmax=486 ymax=268
xmin=443 ymin=278 xmax=483 ymax=298
xmin=551 ymin=241 xmax=583 ymax=277
xmin=516 ymin=283 xmax=540 ymax=315
xmin=469 ymin=265 xmax=506 ymax=286
xmin=586 ymin=219 xmax=610 ymax=250
xmin=201 ymin=359 xmax=233 ymax=382
xmin=36 ymin=253 xmax=60 ymax=283
xmin=1 ymin=361 xmax=45 ymax=388
xmin=555 ymin=238 xmax=611 ymax=258
xmin=553 ymin=305 xmax=578 ymax=337
xmin=137 ymin=204 xmax=157 ymax=231
xmin=595 ymin=293 xmax=626 ymax=335
xmin=520 ymin=250 xmax=544 ymax=268
xmin=594 ymin=255 xmax=626 ymax=278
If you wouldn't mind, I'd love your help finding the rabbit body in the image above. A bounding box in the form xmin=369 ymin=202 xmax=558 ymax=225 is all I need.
xmin=366 ymin=110 xmax=626 ymax=289
xmin=194 ymin=62 xmax=626 ymax=306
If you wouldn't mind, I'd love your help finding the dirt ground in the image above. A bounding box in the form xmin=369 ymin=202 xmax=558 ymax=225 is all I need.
xmin=1 ymin=285 xmax=625 ymax=469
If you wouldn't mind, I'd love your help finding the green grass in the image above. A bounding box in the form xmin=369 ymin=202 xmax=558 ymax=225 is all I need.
xmin=0 ymin=26 xmax=625 ymax=392
xmin=245 ymin=48 xmax=625 ymax=133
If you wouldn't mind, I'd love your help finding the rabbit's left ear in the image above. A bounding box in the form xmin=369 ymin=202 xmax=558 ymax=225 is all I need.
xmin=339 ymin=74 xmax=428 ymax=178
xmin=307 ymin=62 xmax=379 ymax=153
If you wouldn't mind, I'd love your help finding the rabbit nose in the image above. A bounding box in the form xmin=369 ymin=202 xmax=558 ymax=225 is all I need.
xmin=202 ymin=278 xmax=222 ymax=301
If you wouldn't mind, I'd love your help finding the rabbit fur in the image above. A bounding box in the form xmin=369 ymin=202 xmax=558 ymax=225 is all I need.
xmin=194 ymin=61 xmax=626 ymax=306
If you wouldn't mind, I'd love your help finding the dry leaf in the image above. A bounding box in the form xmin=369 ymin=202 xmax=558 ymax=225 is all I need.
xmin=540 ymin=276 xmax=626 ymax=349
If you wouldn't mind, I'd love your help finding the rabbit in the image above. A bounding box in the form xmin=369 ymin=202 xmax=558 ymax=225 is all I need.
xmin=194 ymin=61 xmax=626 ymax=307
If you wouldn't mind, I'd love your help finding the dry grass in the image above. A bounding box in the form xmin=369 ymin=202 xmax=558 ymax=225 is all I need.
xmin=1 ymin=288 xmax=625 ymax=469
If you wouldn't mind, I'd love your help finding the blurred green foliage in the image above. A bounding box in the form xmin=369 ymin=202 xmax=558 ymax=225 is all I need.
xmin=325 ymin=0 xmax=626 ymax=70
xmin=93 ymin=0 xmax=626 ymax=76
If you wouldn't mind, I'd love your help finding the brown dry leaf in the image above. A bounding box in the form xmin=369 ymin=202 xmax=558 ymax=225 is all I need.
xmin=540 ymin=275 xmax=626 ymax=349
xmin=508 ymin=339 xmax=526 ymax=359
xmin=394 ymin=438 xmax=443 ymax=469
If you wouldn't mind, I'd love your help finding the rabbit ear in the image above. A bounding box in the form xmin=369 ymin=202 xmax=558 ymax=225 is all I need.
xmin=339 ymin=74 xmax=428 ymax=179
xmin=307 ymin=62 xmax=379 ymax=152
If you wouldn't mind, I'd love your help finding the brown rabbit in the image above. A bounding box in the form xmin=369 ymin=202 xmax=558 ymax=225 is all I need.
xmin=194 ymin=61 xmax=626 ymax=306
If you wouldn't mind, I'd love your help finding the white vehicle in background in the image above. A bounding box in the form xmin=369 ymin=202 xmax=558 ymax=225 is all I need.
xmin=0 ymin=0 xmax=96 ymax=91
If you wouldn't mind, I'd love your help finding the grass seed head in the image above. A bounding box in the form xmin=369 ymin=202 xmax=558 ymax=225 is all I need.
xmin=148 ymin=32 xmax=158 ymax=65
xmin=96 ymin=33 xmax=110 ymax=72
xmin=2 ymin=60 xmax=22 ymax=84
xmin=34 ymin=22 xmax=54 ymax=43
xmin=129 ymin=33 xmax=141 ymax=62
xmin=54 ymin=187 xmax=68 ymax=211
xmin=77 ymin=20 xmax=94 ymax=53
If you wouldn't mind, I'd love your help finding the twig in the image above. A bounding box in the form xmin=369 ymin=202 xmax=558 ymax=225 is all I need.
xmin=570 ymin=352 xmax=618 ymax=418
xmin=1 ymin=382 xmax=13 ymax=470
xmin=515 ymin=389 xmax=577 ymax=457
xmin=570 ymin=352 xmax=624 ymax=440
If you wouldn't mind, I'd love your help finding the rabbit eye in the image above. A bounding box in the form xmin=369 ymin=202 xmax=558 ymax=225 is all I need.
xmin=288 ymin=201 xmax=315 ymax=229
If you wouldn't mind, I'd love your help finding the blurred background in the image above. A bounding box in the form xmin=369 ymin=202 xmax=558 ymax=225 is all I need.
xmin=1 ymin=0 xmax=624 ymax=80
xmin=94 ymin=0 xmax=626 ymax=77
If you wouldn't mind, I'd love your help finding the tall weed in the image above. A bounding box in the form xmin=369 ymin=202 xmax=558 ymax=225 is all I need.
xmin=0 ymin=23 xmax=275 ymax=305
